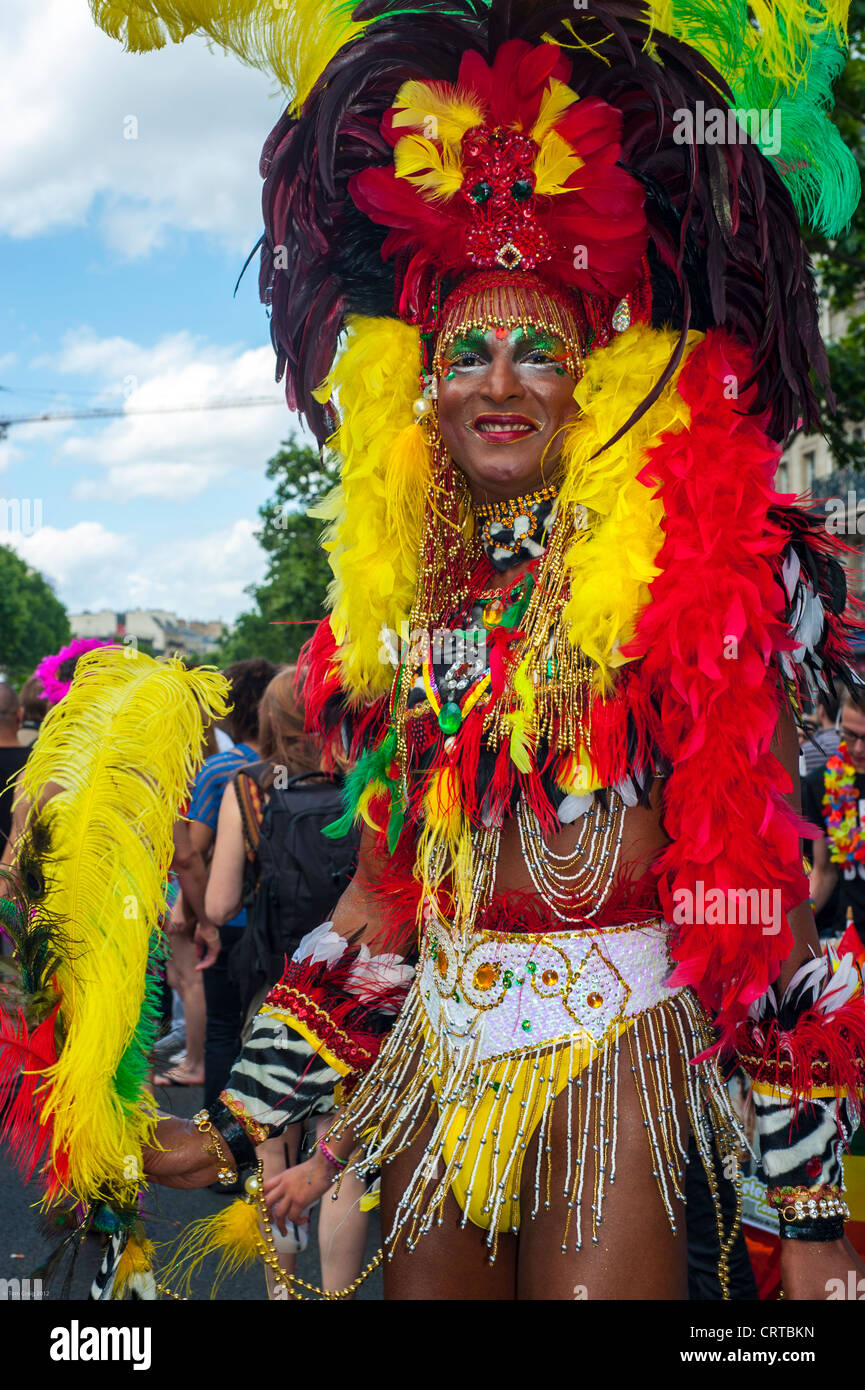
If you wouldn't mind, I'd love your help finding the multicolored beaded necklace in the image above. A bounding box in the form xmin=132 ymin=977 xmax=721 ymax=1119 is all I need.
xmin=419 ymin=570 xmax=535 ymax=738
xmin=823 ymin=743 xmax=865 ymax=868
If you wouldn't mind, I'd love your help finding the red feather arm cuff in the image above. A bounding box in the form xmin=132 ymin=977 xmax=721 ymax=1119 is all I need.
xmin=735 ymin=953 xmax=865 ymax=1103
xmin=265 ymin=927 xmax=413 ymax=1081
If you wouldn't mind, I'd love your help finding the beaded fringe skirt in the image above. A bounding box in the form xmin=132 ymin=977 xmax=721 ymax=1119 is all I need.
xmin=331 ymin=920 xmax=745 ymax=1267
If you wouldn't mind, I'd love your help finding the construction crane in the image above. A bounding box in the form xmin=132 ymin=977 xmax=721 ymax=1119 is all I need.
xmin=0 ymin=394 xmax=285 ymax=440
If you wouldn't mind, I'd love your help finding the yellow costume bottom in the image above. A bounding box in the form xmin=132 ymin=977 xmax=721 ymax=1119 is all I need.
xmin=433 ymin=1018 xmax=631 ymax=1233
xmin=333 ymin=920 xmax=742 ymax=1260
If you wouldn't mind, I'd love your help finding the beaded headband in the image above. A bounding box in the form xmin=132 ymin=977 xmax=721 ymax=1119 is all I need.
xmin=433 ymin=271 xmax=588 ymax=380
xmin=431 ymin=265 xmax=654 ymax=383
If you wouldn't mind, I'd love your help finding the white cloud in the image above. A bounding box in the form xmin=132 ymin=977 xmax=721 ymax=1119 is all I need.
xmin=43 ymin=325 xmax=292 ymax=502
xmin=8 ymin=517 xmax=267 ymax=622
xmin=0 ymin=2 xmax=281 ymax=255
xmin=8 ymin=521 xmax=129 ymax=600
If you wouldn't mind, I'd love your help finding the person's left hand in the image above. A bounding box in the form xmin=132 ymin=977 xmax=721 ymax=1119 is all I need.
xmin=166 ymin=890 xmax=194 ymax=937
xmin=194 ymin=921 xmax=221 ymax=969
xmin=264 ymin=1153 xmax=334 ymax=1235
xmin=780 ymin=1235 xmax=865 ymax=1299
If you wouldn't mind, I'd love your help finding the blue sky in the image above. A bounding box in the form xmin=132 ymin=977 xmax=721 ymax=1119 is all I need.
xmin=1 ymin=3 xmax=310 ymax=623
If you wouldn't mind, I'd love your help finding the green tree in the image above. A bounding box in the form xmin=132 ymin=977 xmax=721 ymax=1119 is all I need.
xmin=217 ymin=440 xmax=339 ymax=665
xmin=806 ymin=0 xmax=865 ymax=468
xmin=0 ymin=545 xmax=71 ymax=686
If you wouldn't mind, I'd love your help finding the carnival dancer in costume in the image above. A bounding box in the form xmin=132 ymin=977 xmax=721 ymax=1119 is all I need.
xmin=13 ymin=0 xmax=865 ymax=1299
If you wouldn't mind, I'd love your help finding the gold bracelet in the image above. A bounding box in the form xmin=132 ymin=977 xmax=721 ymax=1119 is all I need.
xmin=192 ymin=1108 xmax=237 ymax=1186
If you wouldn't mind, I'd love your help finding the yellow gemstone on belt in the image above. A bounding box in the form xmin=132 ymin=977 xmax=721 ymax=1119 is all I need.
xmin=473 ymin=962 xmax=498 ymax=991
xmin=541 ymin=969 xmax=559 ymax=987
xmin=436 ymin=948 xmax=449 ymax=978
xmin=587 ymin=991 xmax=604 ymax=1009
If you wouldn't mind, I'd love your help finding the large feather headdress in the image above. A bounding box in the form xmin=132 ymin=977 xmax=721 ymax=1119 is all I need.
xmin=91 ymin=0 xmax=859 ymax=446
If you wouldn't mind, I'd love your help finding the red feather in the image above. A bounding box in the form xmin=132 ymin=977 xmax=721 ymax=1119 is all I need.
xmin=0 ymin=1005 xmax=59 ymax=1184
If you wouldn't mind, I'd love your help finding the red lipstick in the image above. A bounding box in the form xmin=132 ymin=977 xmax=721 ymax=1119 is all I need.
xmin=471 ymin=413 xmax=540 ymax=444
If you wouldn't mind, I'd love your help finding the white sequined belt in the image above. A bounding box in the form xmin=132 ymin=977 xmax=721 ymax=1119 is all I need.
xmin=418 ymin=917 xmax=682 ymax=1063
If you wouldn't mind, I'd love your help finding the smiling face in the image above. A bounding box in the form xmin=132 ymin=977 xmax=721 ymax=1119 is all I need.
xmin=435 ymin=325 xmax=580 ymax=504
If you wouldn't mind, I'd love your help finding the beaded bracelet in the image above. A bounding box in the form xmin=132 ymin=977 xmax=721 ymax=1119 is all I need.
xmin=768 ymin=1185 xmax=850 ymax=1224
xmin=208 ymin=1098 xmax=259 ymax=1171
xmin=319 ymin=1139 xmax=348 ymax=1173
xmin=192 ymin=1109 xmax=238 ymax=1187
xmin=768 ymin=1183 xmax=850 ymax=1241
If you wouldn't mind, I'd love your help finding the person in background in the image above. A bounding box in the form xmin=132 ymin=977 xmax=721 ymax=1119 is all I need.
xmin=167 ymin=659 xmax=277 ymax=1101
xmin=1 ymin=641 xmax=109 ymax=869
xmin=804 ymin=686 xmax=865 ymax=941
xmin=205 ymin=667 xmax=369 ymax=1296
xmin=0 ymin=684 xmax=28 ymax=856
xmin=800 ymin=693 xmax=841 ymax=776
xmin=16 ymin=676 xmax=49 ymax=748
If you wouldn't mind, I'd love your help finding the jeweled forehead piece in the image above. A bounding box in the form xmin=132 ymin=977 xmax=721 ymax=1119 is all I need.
xmin=433 ymin=270 xmax=588 ymax=379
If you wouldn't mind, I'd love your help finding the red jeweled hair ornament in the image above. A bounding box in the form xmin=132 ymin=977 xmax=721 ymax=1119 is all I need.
xmin=350 ymin=39 xmax=648 ymax=324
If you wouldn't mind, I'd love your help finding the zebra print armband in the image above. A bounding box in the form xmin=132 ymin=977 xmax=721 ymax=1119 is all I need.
xmin=755 ymin=1086 xmax=854 ymax=1240
xmin=219 ymin=1011 xmax=345 ymax=1140
xmin=737 ymin=952 xmax=865 ymax=1239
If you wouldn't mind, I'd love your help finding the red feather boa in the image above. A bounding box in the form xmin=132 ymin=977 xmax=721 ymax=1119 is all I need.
xmin=624 ymin=330 xmax=809 ymax=1041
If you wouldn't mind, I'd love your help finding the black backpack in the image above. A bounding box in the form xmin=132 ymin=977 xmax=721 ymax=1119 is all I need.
xmin=229 ymin=764 xmax=360 ymax=1013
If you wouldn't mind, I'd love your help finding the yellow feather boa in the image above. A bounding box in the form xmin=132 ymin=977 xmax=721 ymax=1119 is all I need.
xmin=314 ymin=315 xmax=428 ymax=702
xmin=557 ymin=323 xmax=701 ymax=691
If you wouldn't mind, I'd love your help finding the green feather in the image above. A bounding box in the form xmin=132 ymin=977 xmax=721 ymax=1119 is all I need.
xmin=113 ymin=931 xmax=167 ymax=1109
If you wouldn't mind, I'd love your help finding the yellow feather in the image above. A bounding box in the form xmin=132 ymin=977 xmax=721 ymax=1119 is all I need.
xmin=645 ymin=0 xmax=849 ymax=98
xmin=530 ymin=79 xmax=579 ymax=143
xmin=533 ymin=130 xmax=584 ymax=197
xmin=425 ymin=767 xmax=461 ymax=838
xmin=113 ymin=1235 xmax=156 ymax=1296
xmin=157 ymin=1195 xmax=263 ymax=1299
xmin=392 ymin=80 xmax=486 ymax=148
xmin=312 ymin=315 xmax=429 ymax=702
xmin=89 ymin=0 xmax=366 ymax=109
xmin=21 ymin=647 xmax=229 ymax=1206
xmin=394 ymin=135 xmax=464 ymax=200
xmin=508 ymin=716 xmax=534 ymax=775
xmin=357 ymin=783 xmax=387 ymax=833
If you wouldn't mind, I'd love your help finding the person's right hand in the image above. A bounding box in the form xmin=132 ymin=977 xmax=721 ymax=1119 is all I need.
xmin=264 ymin=1153 xmax=334 ymax=1235
xmin=194 ymin=921 xmax=221 ymax=969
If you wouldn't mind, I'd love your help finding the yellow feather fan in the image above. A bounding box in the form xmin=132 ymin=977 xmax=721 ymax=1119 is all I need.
xmin=20 ymin=647 xmax=229 ymax=1206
